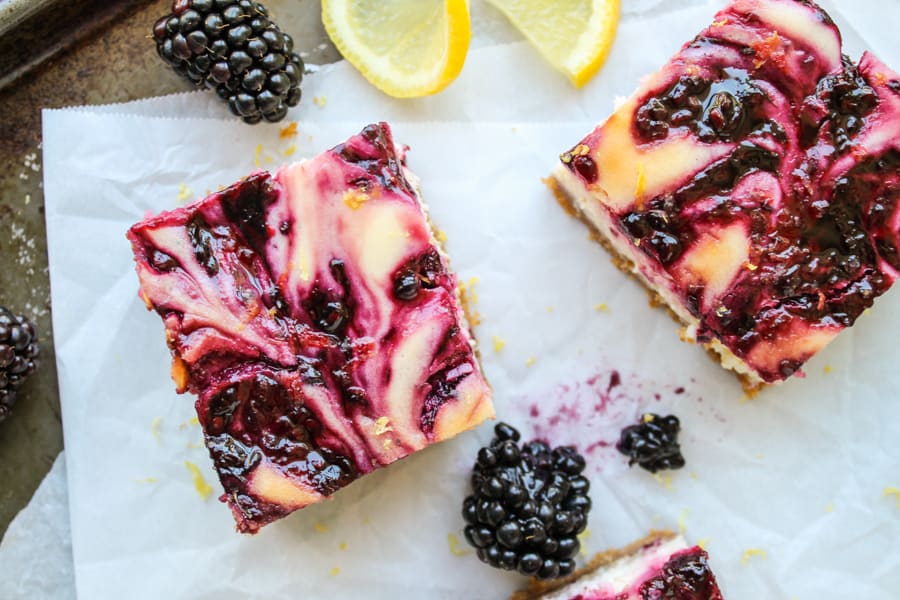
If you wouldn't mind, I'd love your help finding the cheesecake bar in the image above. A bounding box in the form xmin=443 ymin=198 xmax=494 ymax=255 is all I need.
xmin=512 ymin=531 xmax=724 ymax=600
xmin=128 ymin=123 xmax=494 ymax=532
xmin=551 ymin=0 xmax=900 ymax=387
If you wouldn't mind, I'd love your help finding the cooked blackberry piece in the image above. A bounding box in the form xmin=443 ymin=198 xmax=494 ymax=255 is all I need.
xmin=617 ymin=413 xmax=685 ymax=474
xmin=128 ymin=123 xmax=493 ymax=533
xmin=550 ymin=0 xmax=900 ymax=389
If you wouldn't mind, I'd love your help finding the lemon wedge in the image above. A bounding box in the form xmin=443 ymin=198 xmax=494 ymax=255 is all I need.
xmin=321 ymin=0 xmax=471 ymax=98
xmin=485 ymin=0 xmax=620 ymax=87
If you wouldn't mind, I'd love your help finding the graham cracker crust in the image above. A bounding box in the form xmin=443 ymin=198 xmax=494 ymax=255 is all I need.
xmin=509 ymin=530 xmax=677 ymax=600
xmin=545 ymin=175 xmax=762 ymax=395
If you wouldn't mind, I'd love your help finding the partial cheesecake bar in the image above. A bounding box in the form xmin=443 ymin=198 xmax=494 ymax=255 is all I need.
xmin=512 ymin=531 xmax=724 ymax=600
xmin=551 ymin=0 xmax=900 ymax=387
xmin=128 ymin=123 xmax=494 ymax=533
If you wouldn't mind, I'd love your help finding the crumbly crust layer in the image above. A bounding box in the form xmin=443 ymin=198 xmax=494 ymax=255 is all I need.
xmin=510 ymin=530 xmax=677 ymax=600
xmin=546 ymin=175 xmax=762 ymax=394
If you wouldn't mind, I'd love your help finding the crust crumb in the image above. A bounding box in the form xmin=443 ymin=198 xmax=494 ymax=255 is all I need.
xmin=279 ymin=122 xmax=298 ymax=138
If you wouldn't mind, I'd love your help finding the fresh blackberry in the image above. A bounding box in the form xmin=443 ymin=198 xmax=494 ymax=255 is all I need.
xmin=616 ymin=413 xmax=685 ymax=473
xmin=0 ymin=307 xmax=40 ymax=424
xmin=462 ymin=423 xmax=591 ymax=580
xmin=152 ymin=0 xmax=304 ymax=124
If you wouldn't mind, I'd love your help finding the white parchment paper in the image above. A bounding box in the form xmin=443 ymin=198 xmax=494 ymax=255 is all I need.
xmin=28 ymin=1 xmax=900 ymax=598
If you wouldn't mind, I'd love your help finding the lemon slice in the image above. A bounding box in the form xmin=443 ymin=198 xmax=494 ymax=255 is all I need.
xmin=485 ymin=0 xmax=620 ymax=87
xmin=321 ymin=0 xmax=471 ymax=98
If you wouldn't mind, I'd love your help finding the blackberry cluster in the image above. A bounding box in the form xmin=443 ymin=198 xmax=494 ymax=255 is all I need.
xmin=462 ymin=423 xmax=591 ymax=580
xmin=152 ymin=0 xmax=303 ymax=124
xmin=0 ymin=307 xmax=40 ymax=424
xmin=616 ymin=413 xmax=685 ymax=473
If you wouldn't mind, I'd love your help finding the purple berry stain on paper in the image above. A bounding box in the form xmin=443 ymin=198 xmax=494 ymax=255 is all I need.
xmin=515 ymin=368 xmax=695 ymax=474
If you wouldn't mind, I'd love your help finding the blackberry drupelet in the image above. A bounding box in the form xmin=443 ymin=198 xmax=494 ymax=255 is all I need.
xmin=616 ymin=413 xmax=685 ymax=473
xmin=152 ymin=0 xmax=304 ymax=124
xmin=0 ymin=307 xmax=40 ymax=424
xmin=462 ymin=423 xmax=592 ymax=580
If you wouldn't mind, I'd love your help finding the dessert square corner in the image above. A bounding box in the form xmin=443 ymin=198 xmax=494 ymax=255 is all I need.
xmin=127 ymin=122 xmax=494 ymax=533
xmin=510 ymin=531 xmax=724 ymax=600
xmin=550 ymin=0 xmax=900 ymax=389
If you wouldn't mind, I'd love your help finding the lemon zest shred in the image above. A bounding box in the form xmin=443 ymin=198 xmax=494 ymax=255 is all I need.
xmin=677 ymin=508 xmax=689 ymax=535
xmin=741 ymin=548 xmax=767 ymax=564
xmin=653 ymin=473 xmax=674 ymax=490
xmin=184 ymin=461 xmax=212 ymax=501
xmin=447 ymin=533 xmax=469 ymax=556
xmin=374 ymin=416 xmax=392 ymax=435
xmin=634 ymin=162 xmax=647 ymax=207
xmin=176 ymin=183 xmax=193 ymax=203
xmin=343 ymin=189 xmax=370 ymax=210
xmin=577 ymin=527 xmax=591 ymax=557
